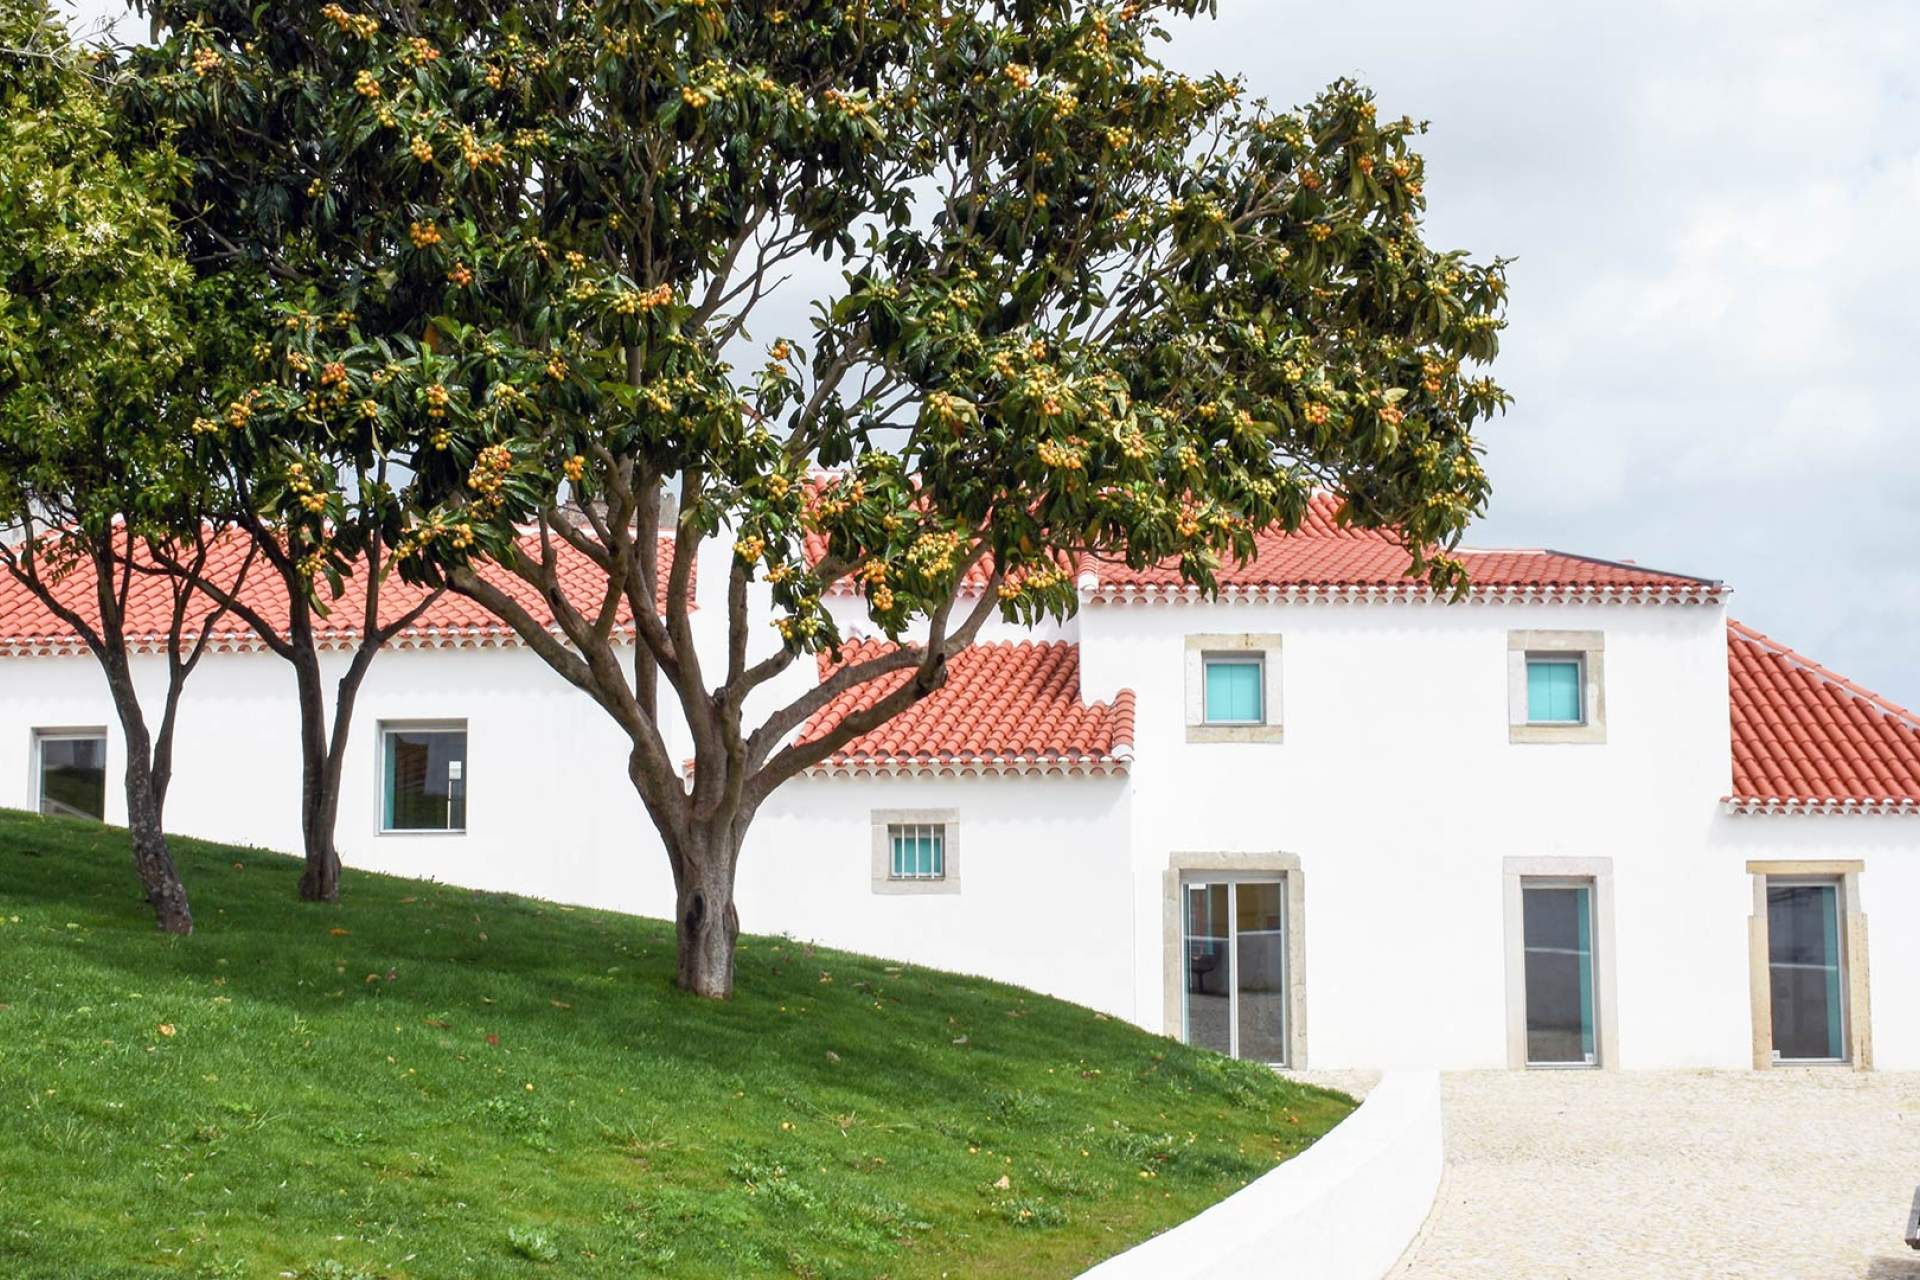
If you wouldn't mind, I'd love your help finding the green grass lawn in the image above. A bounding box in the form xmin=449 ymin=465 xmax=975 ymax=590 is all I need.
xmin=0 ymin=808 xmax=1351 ymax=1280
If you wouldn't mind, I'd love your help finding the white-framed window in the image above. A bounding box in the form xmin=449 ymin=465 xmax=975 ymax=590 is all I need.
xmin=1185 ymin=634 xmax=1284 ymax=743
xmin=871 ymin=809 xmax=958 ymax=894
xmin=379 ymin=721 xmax=467 ymax=834
xmin=1507 ymin=631 xmax=1606 ymax=744
xmin=33 ymin=727 xmax=108 ymax=822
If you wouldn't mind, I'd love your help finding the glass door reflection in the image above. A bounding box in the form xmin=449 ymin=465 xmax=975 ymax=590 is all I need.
xmin=1182 ymin=877 xmax=1287 ymax=1063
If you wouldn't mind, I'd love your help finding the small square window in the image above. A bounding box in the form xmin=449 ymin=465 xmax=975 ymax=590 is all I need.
xmin=382 ymin=724 xmax=467 ymax=833
xmin=873 ymin=810 xmax=958 ymax=894
xmin=1526 ymin=657 xmax=1583 ymax=724
xmin=888 ymin=823 xmax=946 ymax=880
xmin=1203 ymin=657 xmax=1265 ymax=725
xmin=35 ymin=729 xmax=107 ymax=821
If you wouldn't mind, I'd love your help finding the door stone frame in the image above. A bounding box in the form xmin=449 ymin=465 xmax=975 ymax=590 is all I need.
xmin=1746 ymin=860 xmax=1872 ymax=1070
xmin=1162 ymin=851 xmax=1308 ymax=1067
xmin=1502 ymin=856 xmax=1620 ymax=1069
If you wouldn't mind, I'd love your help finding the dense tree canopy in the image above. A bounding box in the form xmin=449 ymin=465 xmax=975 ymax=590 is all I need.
xmin=131 ymin=0 xmax=1508 ymax=992
xmin=0 ymin=0 xmax=255 ymax=932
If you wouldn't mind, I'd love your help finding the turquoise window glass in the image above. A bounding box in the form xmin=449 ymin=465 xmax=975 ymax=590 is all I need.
xmin=1576 ymin=886 xmax=1596 ymax=1061
xmin=1526 ymin=658 xmax=1582 ymax=723
xmin=1204 ymin=659 xmax=1264 ymax=724
xmin=889 ymin=825 xmax=944 ymax=879
xmin=1821 ymin=888 xmax=1843 ymax=1058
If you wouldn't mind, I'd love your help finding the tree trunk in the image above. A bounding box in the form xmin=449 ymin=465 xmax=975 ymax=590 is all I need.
xmin=296 ymin=761 xmax=342 ymax=903
xmin=672 ymin=827 xmax=741 ymax=998
xmin=292 ymin=645 xmax=340 ymax=902
xmin=112 ymin=682 xmax=192 ymax=934
xmin=291 ymin=630 xmax=371 ymax=905
xmin=127 ymin=773 xmax=192 ymax=934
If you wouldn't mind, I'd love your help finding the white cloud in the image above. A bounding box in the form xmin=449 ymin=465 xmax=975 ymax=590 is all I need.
xmin=1159 ymin=0 xmax=1920 ymax=701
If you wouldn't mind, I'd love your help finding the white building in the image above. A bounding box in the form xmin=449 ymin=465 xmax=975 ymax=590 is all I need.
xmin=4 ymin=498 xmax=1916 ymax=1072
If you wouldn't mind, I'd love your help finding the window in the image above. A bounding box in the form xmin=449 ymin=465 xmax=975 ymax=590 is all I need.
xmin=1203 ymin=656 xmax=1265 ymax=725
xmin=1503 ymin=857 xmax=1617 ymax=1069
xmin=1162 ymin=852 xmax=1308 ymax=1066
xmin=1767 ymin=879 xmax=1847 ymax=1063
xmin=1507 ymin=630 xmax=1606 ymax=743
xmin=1521 ymin=881 xmax=1598 ymax=1066
xmin=1180 ymin=876 xmax=1288 ymax=1063
xmin=871 ymin=809 xmax=960 ymax=894
xmin=1526 ymin=656 xmax=1584 ymax=724
xmin=1745 ymin=861 xmax=1870 ymax=1070
xmin=1185 ymin=635 xmax=1284 ymax=742
xmin=381 ymin=724 xmax=467 ymax=833
xmin=888 ymin=823 xmax=945 ymax=880
xmin=35 ymin=729 xmax=107 ymax=821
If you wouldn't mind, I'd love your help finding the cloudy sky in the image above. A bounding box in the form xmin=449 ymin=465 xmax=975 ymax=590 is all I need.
xmin=1159 ymin=0 xmax=1920 ymax=707
xmin=62 ymin=0 xmax=1919 ymax=705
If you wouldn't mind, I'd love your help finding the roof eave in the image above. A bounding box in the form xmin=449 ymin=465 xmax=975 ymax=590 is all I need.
xmin=1722 ymin=795 xmax=1920 ymax=816
xmin=1082 ymin=582 xmax=1729 ymax=606
xmin=803 ymin=753 xmax=1131 ymax=779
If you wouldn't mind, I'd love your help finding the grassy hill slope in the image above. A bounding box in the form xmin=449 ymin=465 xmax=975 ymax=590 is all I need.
xmin=0 ymin=810 xmax=1349 ymax=1279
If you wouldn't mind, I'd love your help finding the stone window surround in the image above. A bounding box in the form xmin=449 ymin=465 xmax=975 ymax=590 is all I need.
xmin=1508 ymin=629 xmax=1607 ymax=744
xmin=1745 ymin=860 xmax=1872 ymax=1070
xmin=1160 ymin=851 xmax=1309 ymax=1067
xmin=870 ymin=808 xmax=961 ymax=895
xmin=1185 ymin=634 xmax=1285 ymax=744
xmin=1502 ymin=856 xmax=1621 ymax=1069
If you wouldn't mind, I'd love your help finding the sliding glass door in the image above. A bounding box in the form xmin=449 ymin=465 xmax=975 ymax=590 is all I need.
xmin=1768 ymin=881 xmax=1846 ymax=1063
xmin=1182 ymin=877 xmax=1288 ymax=1063
xmin=1522 ymin=881 xmax=1598 ymax=1066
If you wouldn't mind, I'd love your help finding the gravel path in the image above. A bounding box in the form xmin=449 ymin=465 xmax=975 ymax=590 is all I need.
xmin=1295 ymin=1069 xmax=1920 ymax=1280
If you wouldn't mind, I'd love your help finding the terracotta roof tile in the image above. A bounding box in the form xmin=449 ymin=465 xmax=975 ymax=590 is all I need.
xmin=1087 ymin=496 xmax=1720 ymax=596
xmin=805 ymin=493 xmax=1720 ymax=599
xmin=0 ymin=530 xmax=688 ymax=655
xmin=800 ymin=640 xmax=1134 ymax=773
xmin=1727 ymin=620 xmax=1920 ymax=809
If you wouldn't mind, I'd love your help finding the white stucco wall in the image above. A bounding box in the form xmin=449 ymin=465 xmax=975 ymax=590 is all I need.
xmin=0 ymin=643 xmax=683 ymax=916
xmin=3 ymin=559 xmax=1916 ymax=1071
xmin=743 ymin=773 xmax=1135 ymax=1018
xmin=0 ymin=635 xmax=1136 ymax=1020
xmin=1710 ymin=813 xmax=1920 ymax=1070
xmin=1089 ymin=597 xmax=1734 ymax=1069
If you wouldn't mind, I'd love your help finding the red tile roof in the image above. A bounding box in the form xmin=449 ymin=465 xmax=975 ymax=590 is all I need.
xmin=798 ymin=639 xmax=1134 ymax=775
xmin=0 ymin=530 xmax=688 ymax=656
xmin=804 ymin=493 xmax=1722 ymax=602
xmin=1727 ymin=621 xmax=1920 ymax=813
xmin=1084 ymin=496 xmax=1722 ymax=601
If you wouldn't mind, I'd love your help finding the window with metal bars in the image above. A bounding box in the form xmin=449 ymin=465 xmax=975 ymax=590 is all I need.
xmin=888 ymin=823 xmax=946 ymax=880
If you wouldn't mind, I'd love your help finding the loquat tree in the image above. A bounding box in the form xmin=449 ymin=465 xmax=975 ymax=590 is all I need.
xmin=132 ymin=0 xmax=1508 ymax=993
xmin=119 ymin=8 xmax=453 ymax=905
xmin=0 ymin=0 xmax=254 ymax=933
